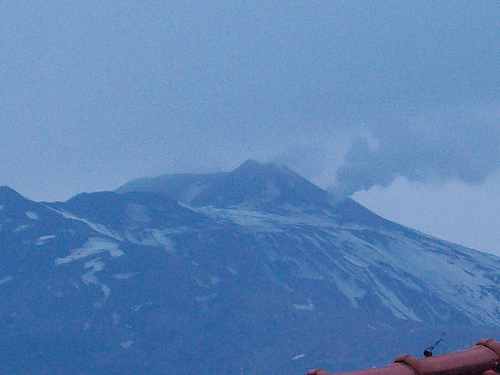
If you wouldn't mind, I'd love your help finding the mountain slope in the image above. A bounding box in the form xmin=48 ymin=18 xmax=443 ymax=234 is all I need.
xmin=1 ymin=163 xmax=500 ymax=374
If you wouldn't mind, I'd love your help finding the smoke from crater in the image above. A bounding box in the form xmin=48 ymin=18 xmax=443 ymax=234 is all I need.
xmin=328 ymin=108 xmax=499 ymax=202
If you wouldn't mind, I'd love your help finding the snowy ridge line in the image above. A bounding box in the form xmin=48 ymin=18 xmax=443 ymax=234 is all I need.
xmin=45 ymin=205 xmax=180 ymax=252
xmin=44 ymin=205 xmax=123 ymax=240
xmin=193 ymin=206 xmax=341 ymax=230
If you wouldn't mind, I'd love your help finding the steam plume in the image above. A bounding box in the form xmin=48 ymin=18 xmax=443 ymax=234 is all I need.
xmin=329 ymin=108 xmax=499 ymax=202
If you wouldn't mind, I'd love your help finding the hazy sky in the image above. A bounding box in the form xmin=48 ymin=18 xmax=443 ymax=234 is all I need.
xmin=0 ymin=1 xmax=498 ymax=254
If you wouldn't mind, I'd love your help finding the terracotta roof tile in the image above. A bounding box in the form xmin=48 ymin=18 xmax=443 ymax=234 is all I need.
xmin=308 ymin=339 xmax=500 ymax=375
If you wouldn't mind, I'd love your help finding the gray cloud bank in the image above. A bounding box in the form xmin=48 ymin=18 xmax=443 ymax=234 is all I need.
xmin=329 ymin=107 xmax=499 ymax=201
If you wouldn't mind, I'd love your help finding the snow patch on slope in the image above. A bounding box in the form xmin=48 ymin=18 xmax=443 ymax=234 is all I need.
xmin=150 ymin=230 xmax=176 ymax=253
xmin=125 ymin=229 xmax=176 ymax=252
xmin=26 ymin=211 xmax=38 ymax=220
xmin=13 ymin=224 xmax=30 ymax=233
xmin=82 ymin=257 xmax=111 ymax=299
xmin=55 ymin=237 xmax=124 ymax=265
xmin=36 ymin=235 xmax=56 ymax=245
xmin=368 ymin=271 xmax=421 ymax=321
xmin=0 ymin=276 xmax=13 ymax=285
xmin=113 ymin=273 xmax=138 ymax=280
xmin=293 ymin=299 xmax=315 ymax=311
xmin=120 ymin=340 xmax=134 ymax=349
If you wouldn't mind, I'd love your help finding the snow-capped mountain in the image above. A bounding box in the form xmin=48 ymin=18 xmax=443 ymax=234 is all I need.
xmin=1 ymin=161 xmax=499 ymax=374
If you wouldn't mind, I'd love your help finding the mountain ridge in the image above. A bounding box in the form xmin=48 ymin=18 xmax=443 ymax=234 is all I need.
xmin=0 ymin=161 xmax=499 ymax=374
xmin=116 ymin=160 xmax=421 ymax=232
xmin=116 ymin=160 xmax=331 ymax=210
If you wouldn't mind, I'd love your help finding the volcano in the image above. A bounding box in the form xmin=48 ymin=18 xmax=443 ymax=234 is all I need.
xmin=1 ymin=161 xmax=499 ymax=374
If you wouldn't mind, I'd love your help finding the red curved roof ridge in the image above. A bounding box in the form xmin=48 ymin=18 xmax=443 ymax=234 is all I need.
xmin=307 ymin=338 xmax=500 ymax=375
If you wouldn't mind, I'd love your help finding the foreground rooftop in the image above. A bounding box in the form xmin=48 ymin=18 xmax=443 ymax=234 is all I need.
xmin=307 ymin=338 xmax=500 ymax=375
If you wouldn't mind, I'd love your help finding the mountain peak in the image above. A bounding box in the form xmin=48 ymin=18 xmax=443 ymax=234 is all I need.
xmin=117 ymin=160 xmax=331 ymax=211
xmin=191 ymin=160 xmax=330 ymax=210
xmin=233 ymin=159 xmax=283 ymax=174
xmin=0 ymin=186 xmax=29 ymax=205
xmin=117 ymin=160 xmax=329 ymax=211
xmin=235 ymin=159 xmax=264 ymax=170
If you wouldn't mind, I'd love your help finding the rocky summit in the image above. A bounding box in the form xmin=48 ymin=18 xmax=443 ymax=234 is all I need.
xmin=1 ymin=161 xmax=499 ymax=374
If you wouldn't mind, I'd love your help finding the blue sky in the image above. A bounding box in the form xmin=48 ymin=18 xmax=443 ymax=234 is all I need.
xmin=0 ymin=1 xmax=498 ymax=253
